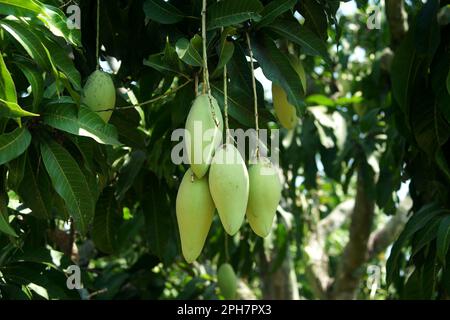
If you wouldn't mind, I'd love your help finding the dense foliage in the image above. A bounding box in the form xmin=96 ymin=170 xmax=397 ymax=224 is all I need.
xmin=0 ymin=0 xmax=449 ymax=300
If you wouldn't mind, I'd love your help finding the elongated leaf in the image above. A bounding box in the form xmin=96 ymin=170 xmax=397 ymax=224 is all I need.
xmin=212 ymin=28 xmax=235 ymax=76
xmin=0 ymin=51 xmax=17 ymax=102
xmin=144 ymin=53 xmax=187 ymax=79
xmin=18 ymin=155 xmax=52 ymax=219
xmin=7 ymin=152 xmax=26 ymax=189
xmin=175 ymin=36 xmax=203 ymax=67
xmin=298 ymin=0 xmax=328 ymax=40
xmin=0 ymin=98 xmax=38 ymax=118
xmin=143 ymin=0 xmax=184 ymax=24
xmin=116 ymin=150 xmax=146 ymax=201
xmin=92 ymin=188 xmax=121 ymax=254
xmin=14 ymin=60 xmax=44 ymax=112
xmin=0 ymin=213 xmax=17 ymax=237
xmin=0 ymin=0 xmax=42 ymax=14
xmin=257 ymin=0 xmax=296 ymax=28
xmin=267 ymin=19 xmax=332 ymax=65
xmin=42 ymin=37 xmax=81 ymax=91
xmin=43 ymin=102 xmax=120 ymax=146
xmin=391 ymin=33 xmax=424 ymax=114
xmin=437 ymin=215 xmax=450 ymax=264
xmin=386 ymin=203 xmax=445 ymax=285
xmin=40 ymin=139 xmax=94 ymax=235
xmin=251 ymin=34 xmax=304 ymax=109
xmin=40 ymin=5 xmax=81 ymax=47
xmin=208 ymin=0 xmax=263 ymax=29
xmin=0 ymin=127 xmax=31 ymax=165
xmin=0 ymin=19 xmax=50 ymax=70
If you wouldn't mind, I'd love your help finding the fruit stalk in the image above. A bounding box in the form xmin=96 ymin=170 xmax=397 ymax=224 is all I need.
xmin=245 ymin=32 xmax=260 ymax=159
xmin=96 ymin=0 xmax=100 ymax=70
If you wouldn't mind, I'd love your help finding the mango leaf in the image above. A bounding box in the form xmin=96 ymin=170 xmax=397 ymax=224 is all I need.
xmin=7 ymin=152 xmax=26 ymax=189
xmin=0 ymin=127 xmax=31 ymax=165
xmin=144 ymin=53 xmax=188 ymax=79
xmin=207 ymin=0 xmax=263 ymax=30
xmin=267 ymin=19 xmax=332 ymax=65
xmin=256 ymin=0 xmax=296 ymax=28
xmin=43 ymin=102 xmax=120 ymax=146
xmin=175 ymin=36 xmax=203 ymax=67
xmin=0 ymin=51 xmax=17 ymax=102
xmin=306 ymin=94 xmax=335 ymax=107
xmin=298 ymin=0 xmax=328 ymax=40
xmin=212 ymin=28 xmax=235 ymax=77
xmin=437 ymin=215 xmax=450 ymax=264
xmin=0 ymin=0 xmax=42 ymax=14
xmin=92 ymin=188 xmax=121 ymax=254
xmin=391 ymin=35 xmax=424 ymax=115
xmin=143 ymin=0 xmax=184 ymax=24
xmin=14 ymin=60 xmax=44 ymax=112
xmin=116 ymin=150 xmax=147 ymax=202
xmin=40 ymin=5 xmax=81 ymax=47
xmin=386 ymin=203 xmax=445 ymax=286
xmin=0 ymin=210 xmax=17 ymax=237
xmin=42 ymin=37 xmax=81 ymax=91
xmin=251 ymin=34 xmax=304 ymax=109
xmin=40 ymin=139 xmax=94 ymax=235
xmin=0 ymin=99 xmax=39 ymax=118
xmin=0 ymin=19 xmax=51 ymax=70
xmin=18 ymin=155 xmax=52 ymax=219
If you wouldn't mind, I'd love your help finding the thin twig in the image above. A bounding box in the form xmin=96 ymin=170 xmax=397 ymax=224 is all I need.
xmin=201 ymin=0 xmax=219 ymax=127
xmin=95 ymin=79 xmax=192 ymax=111
xmin=245 ymin=32 xmax=260 ymax=159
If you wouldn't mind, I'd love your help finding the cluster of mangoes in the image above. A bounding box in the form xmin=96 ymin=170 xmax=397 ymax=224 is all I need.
xmin=176 ymin=94 xmax=283 ymax=264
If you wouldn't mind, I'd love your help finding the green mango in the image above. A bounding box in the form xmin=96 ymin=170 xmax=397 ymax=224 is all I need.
xmin=272 ymin=83 xmax=297 ymax=130
xmin=176 ymin=169 xmax=215 ymax=263
xmin=81 ymin=70 xmax=116 ymax=122
xmin=217 ymin=263 xmax=237 ymax=300
xmin=209 ymin=144 xmax=249 ymax=235
xmin=185 ymin=94 xmax=223 ymax=178
xmin=246 ymin=157 xmax=282 ymax=237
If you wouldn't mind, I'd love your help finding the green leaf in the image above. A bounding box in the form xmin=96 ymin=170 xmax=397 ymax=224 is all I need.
xmin=437 ymin=215 xmax=450 ymax=264
xmin=143 ymin=0 xmax=184 ymax=24
xmin=0 ymin=51 xmax=17 ymax=102
xmin=144 ymin=53 xmax=188 ymax=79
xmin=306 ymin=94 xmax=335 ymax=107
xmin=42 ymin=37 xmax=81 ymax=91
xmin=0 ymin=211 xmax=17 ymax=237
xmin=267 ymin=18 xmax=332 ymax=65
xmin=212 ymin=28 xmax=235 ymax=77
xmin=0 ymin=98 xmax=39 ymax=118
xmin=18 ymin=155 xmax=52 ymax=219
xmin=6 ymin=152 xmax=26 ymax=189
xmin=175 ymin=36 xmax=203 ymax=67
xmin=0 ymin=0 xmax=42 ymax=14
xmin=92 ymin=188 xmax=121 ymax=254
xmin=207 ymin=0 xmax=263 ymax=30
xmin=40 ymin=4 xmax=81 ymax=47
xmin=251 ymin=34 xmax=304 ymax=109
xmin=116 ymin=150 xmax=146 ymax=202
xmin=391 ymin=34 xmax=424 ymax=115
xmin=256 ymin=0 xmax=296 ymax=28
xmin=0 ymin=127 xmax=31 ymax=165
xmin=14 ymin=60 xmax=44 ymax=112
xmin=386 ymin=203 xmax=445 ymax=286
xmin=43 ymin=102 xmax=120 ymax=146
xmin=40 ymin=139 xmax=94 ymax=235
xmin=0 ymin=19 xmax=51 ymax=70
xmin=298 ymin=0 xmax=328 ymax=40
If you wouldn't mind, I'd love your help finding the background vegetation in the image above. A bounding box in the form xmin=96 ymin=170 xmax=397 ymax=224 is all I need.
xmin=0 ymin=0 xmax=449 ymax=300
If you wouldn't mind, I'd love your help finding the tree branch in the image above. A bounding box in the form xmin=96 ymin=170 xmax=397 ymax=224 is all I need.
xmin=331 ymin=167 xmax=375 ymax=299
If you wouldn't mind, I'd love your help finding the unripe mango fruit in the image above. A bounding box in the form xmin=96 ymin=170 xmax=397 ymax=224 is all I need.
xmin=185 ymin=94 xmax=223 ymax=179
xmin=272 ymin=83 xmax=297 ymax=130
xmin=246 ymin=158 xmax=282 ymax=237
xmin=217 ymin=263 xmax=237 ymax=300
xmin=81 ymin=70 xmax=116 ymax=122
xmin=209 ymin=144 xmax=249 ymax=235
xmin=176 ymin=169 xmax=215 ymax=263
